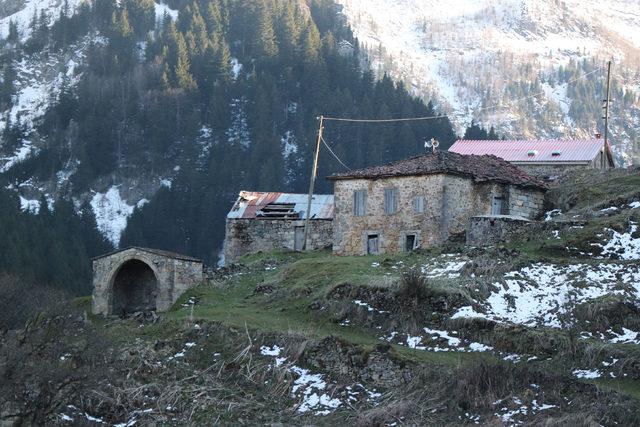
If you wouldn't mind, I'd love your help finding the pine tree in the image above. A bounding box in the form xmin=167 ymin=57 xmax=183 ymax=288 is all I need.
xmin=6 ymin=20 xmax=19 ymax=44
xmin=112 ymin=8 xmax=133 ymax=39
xmin=174 ymin=32 xmax=197 ymax=91
xmin=0 ymin=61 xmax=16 ymax=109
xmin=277 ymin=2 xmax=302 ymax=62
xmin=253 ymin=1 xmax=278 ymax=59
xmin=301 ymin=24 xmax=321 ymax=66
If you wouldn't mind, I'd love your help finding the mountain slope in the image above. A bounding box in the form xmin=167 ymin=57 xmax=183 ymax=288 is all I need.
xmin=335 ymin=0 xmax=640 ymax=163
xmin=0 ymin=0 xmax=456 ymax=263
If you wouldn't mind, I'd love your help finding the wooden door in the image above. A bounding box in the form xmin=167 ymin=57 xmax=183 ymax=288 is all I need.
xmin=294 ymin=227 xmax=305 ymax=251
xmin=367 ymin=234 xmax=379 ymax=254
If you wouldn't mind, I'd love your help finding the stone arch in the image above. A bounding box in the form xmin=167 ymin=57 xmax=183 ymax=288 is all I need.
xmin=108 ymin=257 xmax=160 ymax=315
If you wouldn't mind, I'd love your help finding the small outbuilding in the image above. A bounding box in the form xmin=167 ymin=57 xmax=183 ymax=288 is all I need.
xmin=449 ymin=138 xmax=615 ymax=177
xmin=92 ymin=247 xmax=203 ymax=315
xmin=328 ymin=150 xmax=546 ymax=256
xmin=223 ymin=191 xmax=334 ymax=265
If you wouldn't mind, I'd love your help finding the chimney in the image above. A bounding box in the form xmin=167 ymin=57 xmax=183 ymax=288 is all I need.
xmin=595 ymin=132 xmax=602 ymax=139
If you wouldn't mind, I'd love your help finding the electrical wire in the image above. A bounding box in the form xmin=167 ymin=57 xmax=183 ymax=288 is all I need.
xmin=320 ymin=136 xmax=351 ymax=170
xmin=322 ymin=67 xmax=604 ymax=123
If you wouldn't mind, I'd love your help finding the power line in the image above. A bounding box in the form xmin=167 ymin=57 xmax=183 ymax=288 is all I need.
xmin=323 ymin=115 xmax=443 ymax=123
xmin=322 ymin=66 xmax=603 ymax=124
xmin=321 ymin=136 xmax=351 ymax=170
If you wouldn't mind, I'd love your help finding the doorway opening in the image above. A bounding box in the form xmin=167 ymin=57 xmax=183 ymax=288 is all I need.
xmin=404 ymin=234 xmax=417 ymax=252
xmin=294 ymin=226 xmax=305 ymax=251
xmin=367 ymin=234 xmax=380 ymax=254
xmin=111 ymin=259 xmax=158 ymax=315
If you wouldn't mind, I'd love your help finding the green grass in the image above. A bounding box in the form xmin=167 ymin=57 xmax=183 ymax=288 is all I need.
xmin=165 ymin=250 xmax=487 ymax=366
xmin=70 ymin=295 xmax=92 ymax=312
xmin=593 ymin=378 xmax=640 ymax=400
xmin=547 ymin=171 xmax=640 ymax=213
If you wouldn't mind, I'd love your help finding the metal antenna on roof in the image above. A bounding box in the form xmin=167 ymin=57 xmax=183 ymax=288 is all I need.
xmin=425 ymin=138 xmax=439 ymax=153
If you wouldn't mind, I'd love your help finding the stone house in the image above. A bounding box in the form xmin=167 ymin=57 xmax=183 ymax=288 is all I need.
xmin=223 ymin=191 xmax=333 ymax=264
xmin=328 ymin=151 xmax=546 ymax=256
xmin=449 ymin=138 xmax=615 ymax=177
xmin=92 ymin=247 xmax=203 ymax=315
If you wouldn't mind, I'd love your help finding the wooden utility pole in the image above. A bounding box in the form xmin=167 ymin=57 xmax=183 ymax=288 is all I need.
xmin=303 ymin=115 xmax=324 ymax=250
xmin=603 ymin=61 xmax=612 ymax=148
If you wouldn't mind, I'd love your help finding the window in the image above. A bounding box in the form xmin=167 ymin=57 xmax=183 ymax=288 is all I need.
xmin=491 ymin=197 xmax=504 ymax=215
xmin=367 ymin=234 xmax=379 ymax=254
xmin=384 ymin=188 xmax=398 ymax=215
xmin=353 ymin=190 xmax=366 ymax=216
xmin=413 ymin=196 xmax=426 ymax=213
xmin=404 ymin=234 xmax=417 ymax=252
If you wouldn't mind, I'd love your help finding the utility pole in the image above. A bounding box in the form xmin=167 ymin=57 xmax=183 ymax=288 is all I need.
xmin=603 ymin=60 xmax=612 ymax=148
xmin=303 ymin=115 xmax=324 ymax=250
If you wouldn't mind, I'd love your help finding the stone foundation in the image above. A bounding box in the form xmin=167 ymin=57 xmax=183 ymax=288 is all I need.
xmin=223 ymin=219 xmax=333 ymax=265
xmin=466 ymin=215 xmax=532 ymax=247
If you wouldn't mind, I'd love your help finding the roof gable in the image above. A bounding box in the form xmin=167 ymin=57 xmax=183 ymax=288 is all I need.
xmin=92 ymin=247 xmax=202 ymax=262
xmin=449 ymin=139 xmax=613 ymax=164
xmin=328 ymin=151 xmax=546 ymax=190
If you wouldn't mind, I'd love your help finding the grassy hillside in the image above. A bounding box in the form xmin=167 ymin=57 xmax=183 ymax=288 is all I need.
xmin=3 ymin=169 xmax=640 ymax=425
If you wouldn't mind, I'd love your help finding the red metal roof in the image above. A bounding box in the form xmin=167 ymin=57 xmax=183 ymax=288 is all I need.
xmin=449 ymin=139 xmax=613 ymax=164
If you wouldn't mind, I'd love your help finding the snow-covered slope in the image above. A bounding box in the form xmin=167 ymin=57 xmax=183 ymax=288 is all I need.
xmin=336 ymin=0 xmax=640 ymax=163
xmin=0 ymin=0 xmax=86 ymax=41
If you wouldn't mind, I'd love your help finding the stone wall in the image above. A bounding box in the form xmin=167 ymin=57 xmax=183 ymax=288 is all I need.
xmin=92 ymin=247 xmax=203 ymax=315
xmin=223 ymin=219 xmax=333 ymax=265
xmin=332 ymin=173 xmax=545 ymax=256
xmin=508 ymin=186 xmax=545 ymax=219
xmin=466 ymin=215 xmax=532 ymax=247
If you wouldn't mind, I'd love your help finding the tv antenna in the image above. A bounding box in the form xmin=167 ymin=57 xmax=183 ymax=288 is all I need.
xmin=425 ymin=138 xmax=439 ymax=153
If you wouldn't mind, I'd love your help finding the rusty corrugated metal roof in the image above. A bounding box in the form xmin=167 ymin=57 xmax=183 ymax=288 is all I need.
xmin=449 ymin=139 xmax=614 ymax=164
xmin=227 ymin=191 xmax=334 ymax=220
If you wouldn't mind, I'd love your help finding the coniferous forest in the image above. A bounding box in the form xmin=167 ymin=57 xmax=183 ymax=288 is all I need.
xmin=0 ymin=0 xmax=478 ymax=292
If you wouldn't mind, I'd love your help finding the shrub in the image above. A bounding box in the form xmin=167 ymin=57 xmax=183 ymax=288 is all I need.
xmin=0 ymin=274 xmax=67 ymax=331
xmin=397 ymin=268 xmax=432 ymax=300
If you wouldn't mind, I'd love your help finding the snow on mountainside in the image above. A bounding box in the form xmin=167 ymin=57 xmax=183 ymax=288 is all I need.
xmin=0 ymin=1 xmax=181 ymax=247
xmin=0 ymin=0 xmax=86 ymax=41
xmin=335 ymin=0 xmax=640 ymax=163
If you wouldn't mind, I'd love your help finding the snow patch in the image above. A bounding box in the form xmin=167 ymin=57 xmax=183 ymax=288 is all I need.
xmin=90 ymin=187 xmax=135 ymax=247
xmin=609 ymin=328 xmax=640 ymax=344
xmin=154 ymin=2 xmax=179 ymax=23
xmin=260 ymin=345 xmax=282 ymax=356
xmin=281 ymin=130 xmax=298 ymax=158
xmin=230 ymin=57 xmax=242 ymax=79
xmin=452 ymin=262 xmax=640 ymax=327
xmin=19 ymin=195 xmax=40 ymax=214
xmin=593 ymin=222 xmax=640 ymax=260
xmin=573 ymin=369 xmax=601 ymax=379
xmin=0 ymin=0 xmax=85 ymax=41
xmin=226 ymin=98 xmax=250 ymax=148
xmin=260 ymin=344 xmax=382 ymax=415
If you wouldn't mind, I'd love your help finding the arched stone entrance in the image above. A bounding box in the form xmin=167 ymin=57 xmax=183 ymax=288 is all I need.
xmin=110 ymin=259 xmax=158 ymax=315
xmin=92 ymin=247 xmax=203 ymax=316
